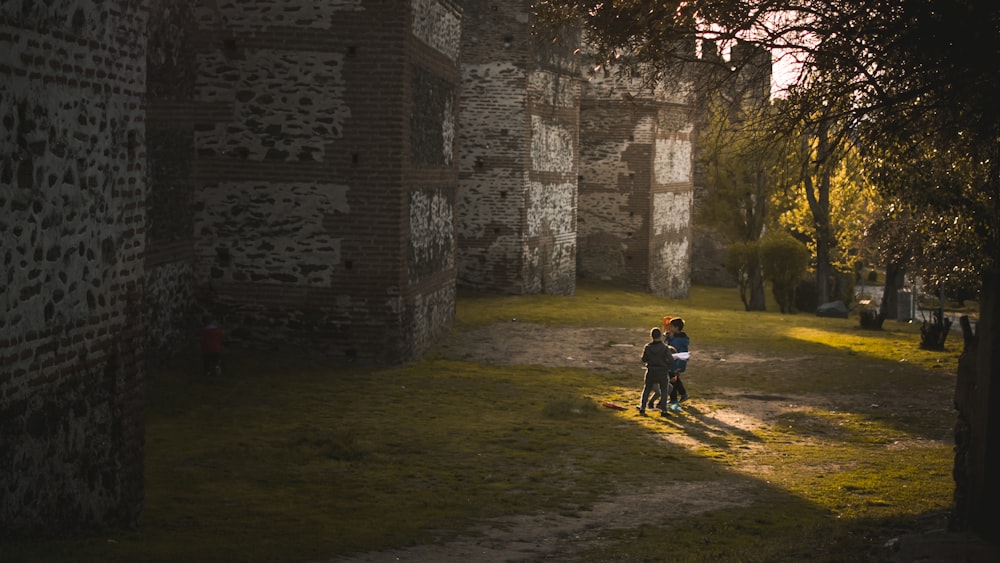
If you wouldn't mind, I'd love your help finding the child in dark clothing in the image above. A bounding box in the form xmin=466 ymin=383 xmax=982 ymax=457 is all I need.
xmin=201 ymin=317 xmax=224 ymax=376
xmin=638 ymin=327 xmax=673 ymax=417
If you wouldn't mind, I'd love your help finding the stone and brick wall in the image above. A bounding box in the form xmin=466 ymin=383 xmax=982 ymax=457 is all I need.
xmin=143 ymin=0 xmax=460 ymax=362
xmin=0 ymin=0 xmax=147 ymax=534
xmin=457 ymin=0 xmax=579 ymax=295
xmin=403 ymin=0 xmax=462 ymax=356
xmin=145 ymin=0 xmax=198 ymax=359
xmin=579 ymin=74 xmax=694 ymax=297
xmin=649 ymin=104 xmax=693 ymax=297
xmin=578 ymin=100 xmax=657 ymax=285
xmin=525 ymin=64 xmax=580 ymax=296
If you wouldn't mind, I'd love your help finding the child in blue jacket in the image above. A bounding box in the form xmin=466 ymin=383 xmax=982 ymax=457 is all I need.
xmin=666 ymin=317 xmax=690 ymax=410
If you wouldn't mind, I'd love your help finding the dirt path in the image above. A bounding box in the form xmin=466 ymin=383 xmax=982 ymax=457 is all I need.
xmin=330 ymin=481 xmax=756 ymax=562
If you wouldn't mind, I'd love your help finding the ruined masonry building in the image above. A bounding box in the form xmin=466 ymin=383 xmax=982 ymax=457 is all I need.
xmin=1 ymin=1 xmax=694 ymax=534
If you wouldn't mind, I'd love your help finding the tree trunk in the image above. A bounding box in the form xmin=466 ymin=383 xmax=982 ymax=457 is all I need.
xmin=802 ymin=122 xmax=833 ymax=307
xmin=748 ymin=267 xmax=766 ymax=311
xmin=950 ymin=268 xmax=1000 ymax=541
xmin=880 ymin=263 xmax=906 ymax=320
xmin=815 ymin=233 xmax=831 ymax=306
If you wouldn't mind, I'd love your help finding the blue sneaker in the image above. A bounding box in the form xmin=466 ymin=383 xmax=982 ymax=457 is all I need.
xmin=669 ymin=403 xmax=683 ymax=412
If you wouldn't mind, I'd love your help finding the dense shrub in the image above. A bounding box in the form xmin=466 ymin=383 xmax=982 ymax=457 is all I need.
xmin=919 ymin=309 xmax=952 ymax=350
xmin=859 ymin=307 xmax=886 ymax=330
xmin=726 ymin=241 xmax=763 ymax=311
xmin=760 ymin=234 xmax=810 ymax=314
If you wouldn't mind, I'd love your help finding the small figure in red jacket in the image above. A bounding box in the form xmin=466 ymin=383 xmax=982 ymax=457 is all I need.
xmin=201 ymin=316 xmax=224 ymax=376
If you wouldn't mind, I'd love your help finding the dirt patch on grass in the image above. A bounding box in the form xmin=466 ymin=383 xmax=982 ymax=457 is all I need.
xmin=331 ymin=481 xmax=756 ymax=563
xmin=435 ymin=322 xmax=832 ymax=435
xmin=336 ymin=322 xmax=953 ymax=562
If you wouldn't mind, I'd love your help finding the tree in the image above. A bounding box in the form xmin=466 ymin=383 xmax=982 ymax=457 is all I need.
xmin=760 ymin=232 xmax=810 ymax=314
xmin=862 ymin=199 xmax=921 ymax=321
xmin=862 ymin=139 xmax=988 ymax=348
xmin=774 ymin=129 xmax=878 ymax=304
xmin=698 ymin=98 xmax=780 ymax=310
xmin=726 ymin=240 xmax=761 ymax=312
xmin=863 ymin=135 xmax=992 ymax=307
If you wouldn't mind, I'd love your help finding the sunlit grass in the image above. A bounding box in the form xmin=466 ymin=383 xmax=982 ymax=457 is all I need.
xmin=783 ymin=325 xmax=959 ymax=373
xmin=460 ymin=281 xmax=960 ymax=373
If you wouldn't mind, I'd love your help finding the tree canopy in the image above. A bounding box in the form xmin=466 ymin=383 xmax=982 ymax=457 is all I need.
xmin=535 ymin=0 xmax=999 ymax=288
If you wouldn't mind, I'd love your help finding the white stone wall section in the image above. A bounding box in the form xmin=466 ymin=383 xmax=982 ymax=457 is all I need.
xmin=655 ymin=238 xmax=691 ymax=296
xmin=411 ymin=0 xmax=462 ymax=62
xmin=652 ymin=190 xmax=692 ymax=235
xmin=409 ymin=284 xmax=455 ymax=355
xmin=527 ymin=181 xmax=575 ymax=237
xmin=654 ymin=136 xmax=693 ymax=186
xmin=442 ymin=95 xmax=455 ymax=165
xmin=410 ymin=189 xmax=456 ymax=271
xmin=531 ymin=116 xmax=575 ymax=173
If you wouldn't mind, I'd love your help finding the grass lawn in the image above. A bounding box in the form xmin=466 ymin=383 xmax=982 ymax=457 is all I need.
xmin=2 ymin=282 xmax=961 ymax=562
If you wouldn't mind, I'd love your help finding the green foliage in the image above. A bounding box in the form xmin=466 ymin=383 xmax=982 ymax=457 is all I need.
xmin=760 ymin=233 xmax=809 ymax=313
xmin=697 ymin=99 xmax=780 ymax=243
xmin=726 ymin=240 xmax=762 ymax=311
xmin=774 ymin=139 xmax=880 ymax=272
xmin=863 ymin=150 xmax=989 ymax=303
xmin=695 ymin=97 xmax=780 ymax=313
